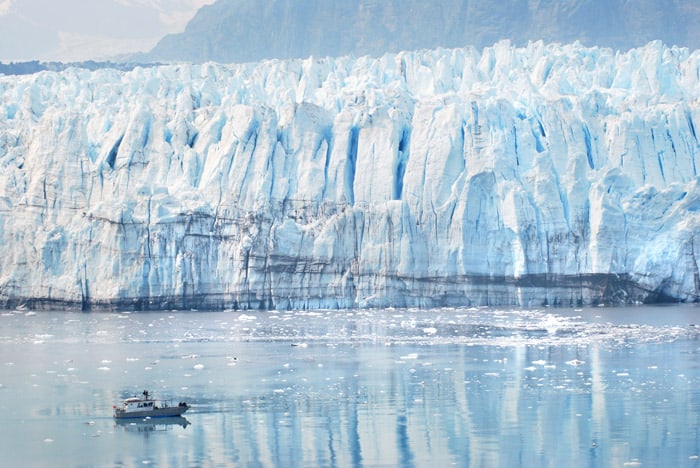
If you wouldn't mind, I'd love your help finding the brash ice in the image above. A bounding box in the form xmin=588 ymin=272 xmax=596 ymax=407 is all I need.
xmin=0 ymin=41 xmax=698 ymax=309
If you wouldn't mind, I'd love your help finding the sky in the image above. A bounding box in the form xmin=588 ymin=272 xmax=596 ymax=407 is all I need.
xmin=0 ymin=0 xmax=216 ymax=62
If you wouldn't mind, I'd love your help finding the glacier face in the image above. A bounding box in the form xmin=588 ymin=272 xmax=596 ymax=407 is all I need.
xmin=1 ymin=41 xmax=700 ymax=310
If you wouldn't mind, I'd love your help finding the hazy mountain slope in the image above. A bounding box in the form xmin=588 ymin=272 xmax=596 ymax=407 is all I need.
xmin=146 ymin=0 xmax=700 ymax=63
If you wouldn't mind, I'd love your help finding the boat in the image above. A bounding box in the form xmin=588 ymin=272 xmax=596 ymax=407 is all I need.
xmin=113 ymin=390 xmax=189 ymax=419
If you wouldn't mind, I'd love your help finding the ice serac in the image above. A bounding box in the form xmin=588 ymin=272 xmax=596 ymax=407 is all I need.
xmin=1 ymin=41 xmax=699 ymax=309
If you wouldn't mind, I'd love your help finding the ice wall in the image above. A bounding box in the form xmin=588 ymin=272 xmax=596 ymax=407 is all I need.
xmin=1 ymin=41 xmax=699 ymax=309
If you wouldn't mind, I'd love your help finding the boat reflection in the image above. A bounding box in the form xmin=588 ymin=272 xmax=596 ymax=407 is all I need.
xmin=114 ymin=416 xmax=190 ymax=432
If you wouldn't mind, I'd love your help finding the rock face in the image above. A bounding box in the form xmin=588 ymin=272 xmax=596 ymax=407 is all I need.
xmin=146 ymin=0 xmax=700 ymax=63
xmin=1 ymin=41 xmax=699 ymax=309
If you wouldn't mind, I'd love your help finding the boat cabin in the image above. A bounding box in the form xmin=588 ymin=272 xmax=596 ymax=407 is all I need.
xmin=119 ymin=391 xmax=160 ymax=413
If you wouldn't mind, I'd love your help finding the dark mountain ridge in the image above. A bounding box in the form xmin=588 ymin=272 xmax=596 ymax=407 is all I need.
xmin=146 ymin=0 xmax=700 ymax=63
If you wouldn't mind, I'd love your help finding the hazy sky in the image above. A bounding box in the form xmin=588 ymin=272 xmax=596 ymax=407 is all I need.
xmin=0 ymin=0 xmax=215 ymax=62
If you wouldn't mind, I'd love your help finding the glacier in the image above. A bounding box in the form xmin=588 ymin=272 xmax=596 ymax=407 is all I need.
xmin=1 ymin=40 xmax=699 ymax=310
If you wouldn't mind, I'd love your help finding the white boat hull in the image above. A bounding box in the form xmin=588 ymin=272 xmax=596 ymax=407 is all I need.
xmin=114 ymin=404 xmax=188 ymax=419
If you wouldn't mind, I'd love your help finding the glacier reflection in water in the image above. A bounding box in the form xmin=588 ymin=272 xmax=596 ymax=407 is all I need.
xmin=1 ymin=306 xmax=699 ymax=466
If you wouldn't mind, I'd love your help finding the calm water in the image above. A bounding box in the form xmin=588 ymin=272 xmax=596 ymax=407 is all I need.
xmin=1 ymin=305 xmax=700 ymax=467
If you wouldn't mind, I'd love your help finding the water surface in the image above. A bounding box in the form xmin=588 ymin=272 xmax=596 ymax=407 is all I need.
xmin=1 ymin=305 xmax=699 ymax=466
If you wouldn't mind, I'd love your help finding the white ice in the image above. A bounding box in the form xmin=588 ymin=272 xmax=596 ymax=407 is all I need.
xmin=0 ymin=41 xmax=698 ymax=308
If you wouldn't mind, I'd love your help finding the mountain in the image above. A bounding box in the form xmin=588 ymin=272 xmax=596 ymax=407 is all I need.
xmin=1 ymin=41 xmax=699 ymax=310
xmin=145 ymin=0 xmax=700 ymax=64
